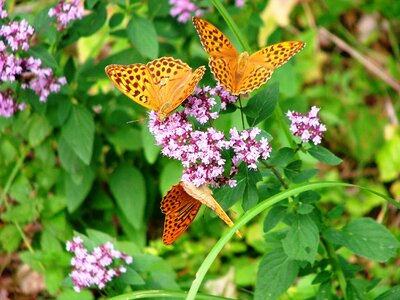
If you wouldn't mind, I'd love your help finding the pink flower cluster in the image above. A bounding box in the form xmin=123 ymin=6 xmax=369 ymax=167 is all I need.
xmin=66 ymin=236 xmax=132 ymax=292
xmin=149 ymin=86 xmax=272 ymax=187
xmin=286 ymin=106 xmax=327 ymax=145
xmin=0 ymin=1 xmax=7 ymax=19
xmin=0 ymin=19 xmax=34 ymax=51
xmin=169 ymin=0 xmax=203 ymax=23
xmin=230 ymin=127 xmax=271 ymax=169
xmin=20 ymin=57 xmax=67 ymax=102
xmin=235 ymin=0 xmax=246 ymax=7
xmin=48 ymin=0 xmax=84 ymax=31
xmin=0 ymin=6 xmax=67 ymax=117
xmin=0 ymin=90 xmax=25 ymax=118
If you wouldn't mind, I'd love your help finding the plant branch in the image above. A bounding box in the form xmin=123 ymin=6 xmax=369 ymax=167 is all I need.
xmin=319 ymin=27 xmax=400 ymax=93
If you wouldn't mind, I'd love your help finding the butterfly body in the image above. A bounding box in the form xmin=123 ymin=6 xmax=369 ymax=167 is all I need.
xmin=105 ymin=57 xmax=205 ymax=120
xmin=192 ymin=17 xmax=305 ymax=95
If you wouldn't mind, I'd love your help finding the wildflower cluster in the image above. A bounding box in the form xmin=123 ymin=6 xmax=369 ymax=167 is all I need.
xmin=0 ymin=1 xmax=77 ymax=118
xmin=48 ymin=0 xmax=84 ymax=31
xmin=149 ymin=86 xmax=272 ymax=187
xmin=286 ymin=106 xmax=327 ymax=145
xmin=168 ymin=0 xmax=245 ymax=23
xmin=66 ymin=236 xmax=132 ymax=292
xmin=169 ymin=0 xmax=203 ymax=23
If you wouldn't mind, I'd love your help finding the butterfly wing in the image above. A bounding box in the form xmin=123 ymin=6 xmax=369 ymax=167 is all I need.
xmin=233 ymin=41 xmax=306 ymax=94
xmin=192 ymin=17 xmax=239 ymax=93
xmin=105 ymin=64 xmax=160 ymax=111
xmin=161 ymin=183 xmax=202 ymax=245
xmin=181 ymin=181 xmax=242 ymax=238
xmin=146 ymin=57 xmax=206 ymax=118
xmin=250 ymin=41 xmax=305 ymax=69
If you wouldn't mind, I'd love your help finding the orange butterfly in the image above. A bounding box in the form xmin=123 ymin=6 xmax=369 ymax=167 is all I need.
xmin=192 ymin=17 xmax=305 ymax=95
xmin=105 ymin=57 xmax=205 ymax=120
xmin=161 ymin=181 xmax=242 ymax=245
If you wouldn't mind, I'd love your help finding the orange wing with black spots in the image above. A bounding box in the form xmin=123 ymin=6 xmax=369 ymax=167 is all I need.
xmin=161 ymin=181 xmax=242 ymax=245
xmin=105 ymin=57 xmax=205 ymax=119
xmin=161 ymin=183 xmax=202 ymax=245
xmin=192 ymin=17 xmax=305 ymax=95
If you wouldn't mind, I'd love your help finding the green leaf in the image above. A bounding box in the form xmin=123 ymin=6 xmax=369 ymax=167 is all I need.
xmin=77 ymin=2 xmax=107 ymax=36
xmin=58 ymin=136 xmax=85 ymax=176
xmin=61 ymin=105 xmax=95 ymax=165
xmin=159 ymin=161 xmax=183 ymax=196
xmin=284 ymin=160 xmax=319 ymax=183
xmin=241 ymin=166 xmax=262 ymax=210
xmin=142 ymin=125 xmax=160 ymax=164
xmin=268 ymin=147 xmax=295 ymax=167
xmin=323 ymin=218 xmax=400 ymax=262
xmin=27 ymin=46 xmax=58 ymax=69
xmin=282 ymin=213 xmax=319 ymax=263
xmin=376 ymin=285 xmax=400 ymax=300
xmin=263 ymin=205 xmax=287 ymax=233
xmin=126 ymin=17 xmax=159 ymax=60
xmin=255 ymin=248 xmax=299 ymax=300
xmin=244 ymin=82 xmax=279 ymax=126
xmin=1 ymin=201 xmax=38 ymax=223
xmin=28 ymin=114 xmax=52 ymax=147
xmin=110 ymin=164 xmax=146 ymax=230
xmin=57 ymin=289 xmax=94 ymax=300
xmin=0 ymin=224 xmax=21 ymax=253
xmin=65 ymin=167 xmax=95 ymax=212
xmin=107 ymin=127 xmax=143 ymax=151
xmin=45 ymin=268 xmax=64 ymax=295
xmin=109 ymin=12 xmax=125 ymax=28
xmin=308 ymin=145 xmax=342 ymax=166
xmin=120 ymin=267 xmax=145 ymax=285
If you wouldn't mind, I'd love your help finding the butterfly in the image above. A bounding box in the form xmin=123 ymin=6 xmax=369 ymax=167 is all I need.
xmin=192 ymin=17 xmax=305 ymax=95
xmin=161 ymin=181 xmax=242 ymax=245
xmin=105 ymin=57 xmax=206 ymax=120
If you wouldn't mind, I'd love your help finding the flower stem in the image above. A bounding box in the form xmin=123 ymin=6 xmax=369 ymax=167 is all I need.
xmin=0 ymin=146 xmax=28 ymax=206
xmin=211 ymin=0 xmax=251 ymax=53
xmin=322 ymin=237 xmax=348 ymax=299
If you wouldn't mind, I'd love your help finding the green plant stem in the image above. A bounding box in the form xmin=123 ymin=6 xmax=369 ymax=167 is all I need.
xmin=322 ymin=237 xmax=348 ymax=299
xmin=211 ymin=0 xmax=251 ymax=53
xmin=187 ymin=181 xmax=399 ymax=299
xmin=107 ymin=290 xmax=231 ymax=300
xmin=238 ymin=95 xmax=246 ymax=129
xmin=0 ymin=146 xmax=28 ymax=206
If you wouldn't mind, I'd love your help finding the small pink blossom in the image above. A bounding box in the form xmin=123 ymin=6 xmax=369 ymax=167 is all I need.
xmin=229 ymin=127 xmax=272 ymax=169
xmin=49 ymin=0 xmax=83 ymax=31
xmin=286 ymin=106 xmax=327 ymax=145
xmin=169 ymin=0 xmax=203 ymax=23
xmin=0 ymin=1 xmax=7 ymax=19
xmin=0 ymin=90 xmax=25 ymax=118
xmin=235 ymin=0 xmax=245 ymax=7
xmin=0 ymin=19 xmax=34 ymax=51
xmin=66 ymin=236 xmax=132 ymax=292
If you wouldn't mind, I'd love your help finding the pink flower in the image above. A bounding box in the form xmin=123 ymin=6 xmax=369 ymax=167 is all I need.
xmin=169 ymin=0 xmax=203 ymax=23
xmin=0 ymin=1 xmax=7 ymax=19
xmin=20 ymin=56 xmax=67 ymax=102
xmin=229 ymin=127 xmax=272 ymax=169
xmin=0 ymin=19 xmax=34 ymax=51
xmin=235 ymin=0 xmax=245 ymax=7
xmin=286 ymin=106 xmax=327 ymax=145
xmin=49 ymin=0 xmax=83 ymax=31
xmin=66 ymin=236 xmax=132 ymax=292
xmin=0 ymin=90 xmax=25 ymax=118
